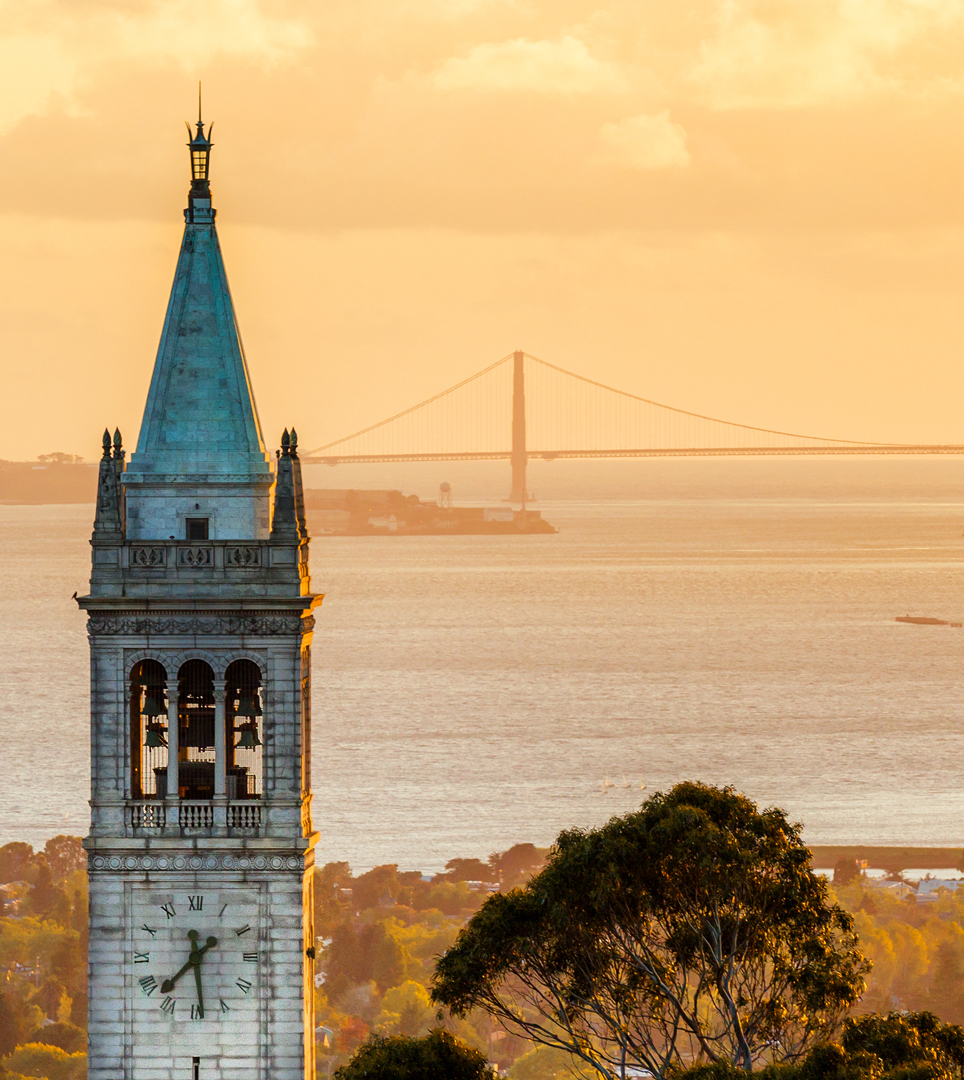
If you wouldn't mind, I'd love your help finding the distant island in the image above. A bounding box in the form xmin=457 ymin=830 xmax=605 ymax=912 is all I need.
xmin=305 ymin=488 xmax=557 ymax=535
xmin=0 ymin=457 xmax=96 ymax=504
xmin=0 ymin=465 xmax=558 ymax=535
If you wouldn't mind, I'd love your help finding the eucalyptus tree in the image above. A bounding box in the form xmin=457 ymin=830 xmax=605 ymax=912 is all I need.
xmin=432 ymin=782 xmax=869 ymax=1079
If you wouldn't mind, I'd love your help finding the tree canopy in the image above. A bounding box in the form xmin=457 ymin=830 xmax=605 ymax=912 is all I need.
xmin=432 ymin=782 xmax=869 ymax=1079
xmin=332 ymin=1029 xmax=495 ymax=1079
xmin=675 ymin=1012 xmax=964 ymax=1080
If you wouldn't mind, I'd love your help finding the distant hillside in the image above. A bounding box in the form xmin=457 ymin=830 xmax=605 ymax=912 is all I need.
xmin=0 ymin=460 xmax=96 ymax=504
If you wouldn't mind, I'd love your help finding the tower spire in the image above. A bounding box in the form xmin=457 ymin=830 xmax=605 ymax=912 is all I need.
xmin=123 ymin=108 xmax=272 ymax=541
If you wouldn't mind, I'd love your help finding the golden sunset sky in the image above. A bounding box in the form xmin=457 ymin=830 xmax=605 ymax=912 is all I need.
xmin=3 ymin=0 xmax=964 ymax=460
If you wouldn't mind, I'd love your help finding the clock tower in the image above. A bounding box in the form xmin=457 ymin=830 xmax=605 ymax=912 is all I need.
xmin=78 ymin=113 xmax=319 ymax=1080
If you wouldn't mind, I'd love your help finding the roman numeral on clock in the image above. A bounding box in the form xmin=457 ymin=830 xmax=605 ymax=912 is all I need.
xmin=236 ymin=978 xmax=252 ymax=993
xmin=133 ymin=952 xmax=150 ymax=964
xmin=190 ymin=1004 xmax=204 ymax=1020
xmin=139 ymin=976 xmax=157 ymax=996
xmin=220 ymin=999 xmax=230 ymax=1013
xmin=236 ymin=924 xmax=251 ymax=936
xmin=189 ymin=895 xmax=203 ymax=911
xmin=160 ymin=996 xmax=176 ymax=1014
xmin=161 ymin=902 xmax=176 ymax=919
xmin=243 ymin=952 xmax=258 ymax=963
xmin=141 ymin=925 xmax=157 ymax=937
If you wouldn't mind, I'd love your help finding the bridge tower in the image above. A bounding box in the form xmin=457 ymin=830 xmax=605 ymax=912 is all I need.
xmin=509 ymin=349 xmax=527 ymax=503
xmin=78 ymin=113 xmax=319 ymax=1080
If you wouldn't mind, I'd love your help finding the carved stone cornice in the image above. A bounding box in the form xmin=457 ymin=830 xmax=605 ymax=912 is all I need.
xmin=87 ymin=612 xmax=315 ymax=636
xmin=88 ymin=852 xmax=304 ymax=872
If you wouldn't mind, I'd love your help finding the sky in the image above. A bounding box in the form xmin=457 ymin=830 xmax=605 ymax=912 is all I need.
xmin=3 ymin=0 xmax=964 ymax=460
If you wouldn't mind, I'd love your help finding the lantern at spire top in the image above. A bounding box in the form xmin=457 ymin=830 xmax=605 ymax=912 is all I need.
xmin=184 ymin=85 xmax=214 ymax=222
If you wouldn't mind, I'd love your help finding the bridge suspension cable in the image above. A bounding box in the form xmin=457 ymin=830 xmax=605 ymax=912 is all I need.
xmin=522 ymin=353 xmax=895 ymax=451
xmin=303 ymin=350 xmax=964 ymax=499
xmin=306 ymin=351 xmax=905 ymax=458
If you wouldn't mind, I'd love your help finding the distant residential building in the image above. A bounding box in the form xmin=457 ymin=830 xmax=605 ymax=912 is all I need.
xmin=916 ymin=879 xmax=962 ymax=902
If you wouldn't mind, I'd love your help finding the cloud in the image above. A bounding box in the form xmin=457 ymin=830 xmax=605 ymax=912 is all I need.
xmin=0 ymin=0 xmax=311 ymax=132
xmin=688 ymin=0 xmax=964 ymax=108
xmin=598 ymin=111 xmax=690 ymax=169
xmin=434 ymin=35 xmax=623 ymax=94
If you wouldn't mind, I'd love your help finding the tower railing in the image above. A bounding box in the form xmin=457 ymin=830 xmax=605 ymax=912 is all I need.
xmin=129 ymin=800 xmax=262 ymax=832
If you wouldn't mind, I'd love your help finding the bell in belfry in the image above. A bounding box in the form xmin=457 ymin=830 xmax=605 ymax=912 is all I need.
xmin=144 ymin=724 xmax=168 ymax=748
xmin=235 ymin=722 xmax=262 ymax=749
xmin=236 ymin=691 xmax=262 ymax=717
xmin=142 ymin=688 xmax=166 ymax=716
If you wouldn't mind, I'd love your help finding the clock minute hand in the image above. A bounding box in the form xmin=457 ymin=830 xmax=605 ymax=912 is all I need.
xmin=193 ymin=958 xmax=205 ymax=1018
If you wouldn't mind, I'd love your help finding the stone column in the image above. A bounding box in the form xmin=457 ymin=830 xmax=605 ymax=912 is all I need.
xmin=165 ymin=691 xmax=179 ymax=829
xmin=214 ymin=688 xmax=227 ymax=830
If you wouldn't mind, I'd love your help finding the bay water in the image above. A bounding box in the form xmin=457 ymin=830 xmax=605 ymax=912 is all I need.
xmin=3 ymin=484 xmax=964 ymax=873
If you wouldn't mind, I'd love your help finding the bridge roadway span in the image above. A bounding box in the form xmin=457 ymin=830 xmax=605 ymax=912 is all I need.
xmin=304 ymin=445 xmax=964 ymax=465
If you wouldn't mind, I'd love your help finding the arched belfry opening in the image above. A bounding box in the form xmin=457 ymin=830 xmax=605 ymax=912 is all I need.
xmin=225 ymin=659 xmax=264 ymax=799
xmin=177 ymin=659 xmax=216 ymax=799
xmin=130 ymin=659 xmax=168 ymax=799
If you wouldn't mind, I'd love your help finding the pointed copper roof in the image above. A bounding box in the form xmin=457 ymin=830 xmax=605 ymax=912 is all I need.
xmin=125 ymin=121 xmax=271 ymax=486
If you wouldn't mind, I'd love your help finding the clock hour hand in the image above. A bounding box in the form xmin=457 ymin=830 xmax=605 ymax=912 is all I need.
xmin=160 ymin=955 xmax=194 ymax=995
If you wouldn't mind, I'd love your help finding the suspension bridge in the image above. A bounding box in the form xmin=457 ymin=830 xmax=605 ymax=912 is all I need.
xmin=303 ymin=351 xmax=964 ymax=501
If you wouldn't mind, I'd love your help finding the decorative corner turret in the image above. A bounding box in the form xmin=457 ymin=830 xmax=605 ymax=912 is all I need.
xmin=289 ymin=428 xmax=309 ymax=541
xmin=93 ymin=428 xmax=124 ymax=540
xmin=270 ymin=429 xmax=300 ymax=542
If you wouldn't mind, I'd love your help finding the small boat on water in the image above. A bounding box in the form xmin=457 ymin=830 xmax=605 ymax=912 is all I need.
xmin=896 ymin=615 xmax=962 ymax=627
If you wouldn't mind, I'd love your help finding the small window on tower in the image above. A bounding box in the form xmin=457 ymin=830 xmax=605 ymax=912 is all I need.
xmin=186 ymin=518 xmax=209 ymax=541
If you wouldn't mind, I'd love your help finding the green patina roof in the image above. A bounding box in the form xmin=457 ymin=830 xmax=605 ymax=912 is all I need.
xmin=126 ymin=220 xmax=272 ymax=483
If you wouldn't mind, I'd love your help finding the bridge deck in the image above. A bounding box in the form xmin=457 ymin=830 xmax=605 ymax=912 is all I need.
xmin=303 ymin=446 xmax=964 ymax=465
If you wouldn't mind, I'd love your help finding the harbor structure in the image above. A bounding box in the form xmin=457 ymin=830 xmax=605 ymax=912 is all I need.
xmin=78 ymin=111 xmax=319 ymax=1079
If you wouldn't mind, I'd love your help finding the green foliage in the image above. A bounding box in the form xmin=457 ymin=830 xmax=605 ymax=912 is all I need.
xmin=373 ymin=930 xmax=408 ymax=993
xmin=42 ymin=838 xmax=85 ymax=881
xmin=487 ymin=844 xmax=546 ymax=889
xmin=433 ymin=783 xmax=869 ymax=1079
xmin=26 ymin=858 xmax=56 ymax=917
xmin=0 ymin=843 xmax=33 ymax=885
xmin=508 ymin=1045 xmax=595 ymax=1079
xmin=0 ymin=837 xmax=89 ymax=1062
xmin=1 ymin=1042 xmax=86 ymax=1080
xmin=23 ymin=1021 xmax=85 ymax=1053
xmin=673 ymin=1014 xmax=964 ymax=1080
xmin=333 ymin=1029 xmax=495 ymax=1079
xmin=0 ymin=990 xmax=34 ymax=1056
xmin=835 ymin=859 xmax=862 ymax=887
xmin=445 ymin=858 xmax=492 ymax=882
xmin=373 ymin=980 xmax=435 ymax=1037
xmin=424 ymin=880 xmax=475 ymax=916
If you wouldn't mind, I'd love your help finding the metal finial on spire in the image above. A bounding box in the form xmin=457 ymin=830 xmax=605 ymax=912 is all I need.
xmin=102 ymin=429 xmax=111 ymax=458
xmin=113 ymin=428 xmax=122 ymax=449
xmin=198 ymin=80 xmax=202 ymax=125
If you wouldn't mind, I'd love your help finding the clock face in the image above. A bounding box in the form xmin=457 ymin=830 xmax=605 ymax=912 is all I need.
xmin=130 ymin=888 xmax=262 ymax=1031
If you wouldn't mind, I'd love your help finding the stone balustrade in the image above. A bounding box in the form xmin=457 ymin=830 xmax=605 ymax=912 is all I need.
xmin=130 ymin=800 xmax=262 ymax=832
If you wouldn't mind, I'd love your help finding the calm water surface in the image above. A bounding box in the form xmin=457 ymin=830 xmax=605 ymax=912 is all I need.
xmin=2 ymin=498 xmax=964 ymax=871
